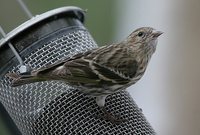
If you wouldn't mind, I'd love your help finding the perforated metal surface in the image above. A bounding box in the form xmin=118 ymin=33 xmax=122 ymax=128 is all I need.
xmin=0 ymin=29 xmax=155 ymax=135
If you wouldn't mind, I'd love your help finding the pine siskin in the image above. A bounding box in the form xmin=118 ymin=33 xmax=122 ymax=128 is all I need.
xmin=6 ymin=27 xmax=162 ymax=123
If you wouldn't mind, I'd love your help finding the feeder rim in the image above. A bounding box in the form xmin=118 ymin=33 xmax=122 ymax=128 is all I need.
xmin=0 ymin=6 xmax=85 ymax=48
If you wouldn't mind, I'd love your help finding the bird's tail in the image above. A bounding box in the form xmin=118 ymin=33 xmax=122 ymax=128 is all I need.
xmin=6 ymin=73 xmax=45 ymax=87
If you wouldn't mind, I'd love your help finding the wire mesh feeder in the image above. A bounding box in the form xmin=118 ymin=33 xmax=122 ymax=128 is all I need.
xmin=0 ymin=7 xmax=155 ymax=135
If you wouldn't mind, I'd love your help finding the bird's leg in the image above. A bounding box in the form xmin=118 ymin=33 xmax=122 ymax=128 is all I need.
xmin=95 ymin=96 xmax=125 ymax=124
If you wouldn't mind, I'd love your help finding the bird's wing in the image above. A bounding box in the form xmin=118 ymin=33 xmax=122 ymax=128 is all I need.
xmin=34 ymin=44 xmax=138 ymax=85
xmin=61 ymin=44 xmax=138 ymax=85
xmin=30 ymin=49 xmax=102 ymax=84
xmin=64 ymin=44 xmax=138 ymax=85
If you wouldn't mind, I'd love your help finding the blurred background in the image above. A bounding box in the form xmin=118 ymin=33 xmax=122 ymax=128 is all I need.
xmin=0 ymin=0 xmax=200 ymax=135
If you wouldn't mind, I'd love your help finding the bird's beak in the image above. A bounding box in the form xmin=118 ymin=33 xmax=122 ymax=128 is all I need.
xmin=152 ymin=30 xmax=163 ymax=38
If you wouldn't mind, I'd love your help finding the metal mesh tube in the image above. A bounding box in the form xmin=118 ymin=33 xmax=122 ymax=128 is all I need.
xmin=0 ymin=7 xmax=155 ymax=135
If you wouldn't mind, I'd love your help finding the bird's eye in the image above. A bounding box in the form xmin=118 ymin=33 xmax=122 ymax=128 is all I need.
xmin=137 ymin=32 xmax=144 ymax=37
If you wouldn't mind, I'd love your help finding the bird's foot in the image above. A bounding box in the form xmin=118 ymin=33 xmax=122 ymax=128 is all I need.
xmin=98 ymin=107 xmax=126 ymax=124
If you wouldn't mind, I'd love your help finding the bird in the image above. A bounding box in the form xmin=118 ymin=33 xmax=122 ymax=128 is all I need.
xmin=6 ymin=27 xmax=163 ymax=123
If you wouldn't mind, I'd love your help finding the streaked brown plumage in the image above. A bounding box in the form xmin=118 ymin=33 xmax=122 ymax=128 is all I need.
xmin=6 ymin=27 xmax=163 ymax=123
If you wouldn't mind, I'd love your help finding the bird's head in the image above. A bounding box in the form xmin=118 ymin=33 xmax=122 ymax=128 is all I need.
xmin=125 ymin=27 xmax=163 ymax=55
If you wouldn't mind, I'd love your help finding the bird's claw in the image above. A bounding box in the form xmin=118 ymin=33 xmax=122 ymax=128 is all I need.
xmin=102 ymin=113 xmax=126 ymax=124
xmin=97 ymin=107 xmax=126 ymax=124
